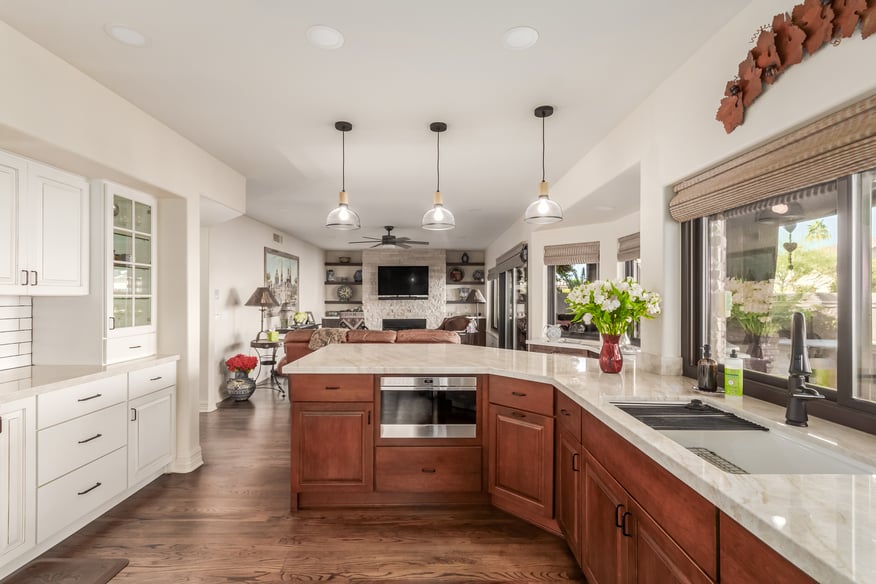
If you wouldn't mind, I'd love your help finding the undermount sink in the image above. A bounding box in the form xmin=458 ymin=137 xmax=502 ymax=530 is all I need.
xmin=613 ymin=400 xmax=875 ymax=475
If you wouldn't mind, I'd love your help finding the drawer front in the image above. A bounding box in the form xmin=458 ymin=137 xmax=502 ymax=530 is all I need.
xmin=38 ymin=375 xmax=127 ymax=429
xmin=292 ymin=374 xmax=374 ymax=402
xmin=488 ymin=375 xmax=554 ymax=416
xmin=376 ymin=446 xmax=482 ymax=493
xmin=106 ymin=333 xmax=157 ymax=365
xmin=38 ymin=402 xmax=127 ymax=486
xmin=37 ymin=447 xmax=127 ymax=542
xmin=129 ymin=361 xmax=177 ymax=400
xmin=555 ymin=390 xmax=582 ymax=442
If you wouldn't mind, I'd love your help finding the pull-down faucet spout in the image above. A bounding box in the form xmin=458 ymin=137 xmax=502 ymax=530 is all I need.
xmin=786 ymin=312 xmax=824 ymax=427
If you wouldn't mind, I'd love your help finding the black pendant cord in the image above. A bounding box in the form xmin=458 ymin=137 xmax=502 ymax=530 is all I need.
xmin=436 ymin=131 xmax=441 ymax=192
xmin=541 ymin=115 xmax=546 ymax=183
xmin=341 ymin=130 xmax=346 ymax=193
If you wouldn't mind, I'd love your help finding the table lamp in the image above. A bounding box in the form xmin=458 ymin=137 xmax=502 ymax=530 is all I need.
xmin=245 ymin=286 xmax=279 ymax=340
xmin=465 ymin=289 xmax=487 ymax=333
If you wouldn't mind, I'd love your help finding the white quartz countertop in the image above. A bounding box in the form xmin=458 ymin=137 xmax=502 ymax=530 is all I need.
xmin=0 ymin=354 xmax=180 ymax=404
xmin=283 ymin=343 xmax=876 ymax=584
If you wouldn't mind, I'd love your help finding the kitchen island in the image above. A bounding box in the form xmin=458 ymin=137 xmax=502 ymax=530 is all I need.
xmin=283 ymin=343 xmax=876 ymax=584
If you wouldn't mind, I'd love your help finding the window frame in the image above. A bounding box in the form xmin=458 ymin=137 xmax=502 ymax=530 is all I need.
xmin=547 ymin=263 xmax=599 ymax=340
xmin=682 ymin=174 xmax=876 ymax=434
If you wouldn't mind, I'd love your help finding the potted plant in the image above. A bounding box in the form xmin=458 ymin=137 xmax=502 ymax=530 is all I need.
xmin=565 ymin=278 xmax=662 ymax=373
xmin=225 ymin=353 xmax=259 ymax=401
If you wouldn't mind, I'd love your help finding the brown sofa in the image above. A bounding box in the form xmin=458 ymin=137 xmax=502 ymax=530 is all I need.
xmin=277 ymin=327 xmax=461 ymax=369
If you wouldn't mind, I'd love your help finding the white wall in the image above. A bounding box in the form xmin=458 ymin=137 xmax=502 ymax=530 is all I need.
xmin=204 ymin=216 xmax=323 ymax=410
xmin=486 ymin=0 xmax=876 ymax=374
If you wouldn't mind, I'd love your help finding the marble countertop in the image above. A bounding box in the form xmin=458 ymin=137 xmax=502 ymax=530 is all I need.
xmin=283 ymin=343 xmax=876 ymax=584
xmin=0 ymin=354 xmax=180 ymax=405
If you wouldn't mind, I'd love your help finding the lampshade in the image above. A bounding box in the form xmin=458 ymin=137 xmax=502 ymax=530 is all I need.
xmin=466 ymin=289 xmax=487 ymax=304
xmin=244 ymin=287 xmax=279 ymax=308
xmin=422 ymin=122 xmax=455 ymax=230
xmin=326 ymin=121 xmax=361 ymax=230
xmin=524 ymin=105 xmax=563 ymax=225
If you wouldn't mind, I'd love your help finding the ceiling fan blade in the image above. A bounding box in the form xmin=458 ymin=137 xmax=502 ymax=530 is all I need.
xmin=370 ymin=243 xmax=383 ymax=248
xmin=401 ymin=240 xmax=429 ymax=245
xmin=349 ymin=240 xmax=380 ymax=244
xmin=397 ymin=242 xmax=411 ymax=249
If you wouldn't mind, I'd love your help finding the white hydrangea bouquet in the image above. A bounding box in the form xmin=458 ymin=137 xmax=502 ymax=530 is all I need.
xmin=565 ymin=277 xmax=662 ymax=336
xmin=724 ymin=278 xmax=779 ymax=337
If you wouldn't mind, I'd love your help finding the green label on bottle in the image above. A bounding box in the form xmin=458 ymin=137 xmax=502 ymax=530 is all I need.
xmin=724 ymin=368 xmax=743 ymax=396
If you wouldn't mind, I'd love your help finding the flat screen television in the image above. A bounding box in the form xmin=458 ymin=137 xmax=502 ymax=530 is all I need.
xmin=377 ymin=265 xmax=429 ymax=298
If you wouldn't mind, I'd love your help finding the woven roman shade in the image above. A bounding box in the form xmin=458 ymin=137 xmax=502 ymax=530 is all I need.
xmin=617 ymin=232 xmax=640 ymax=262
xmin=543 ymin=241 xmax=600 ymax=265
xmin=670 ymin=93 xmax=876 ymax=223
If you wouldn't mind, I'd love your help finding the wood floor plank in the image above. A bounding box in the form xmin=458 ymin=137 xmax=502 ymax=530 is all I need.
xmin=41 ymin=388 xmax=584 ymax=582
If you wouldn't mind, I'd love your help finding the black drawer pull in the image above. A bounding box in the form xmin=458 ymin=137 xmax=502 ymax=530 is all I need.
xmin=560 ymin=408 xmax=571 ymax=416
xmin=129 ymin=345 xmax=142 ymax=349
xmin=421 ymin=467 xmax=437 ymax=473
xmin=78 ymin=433 xmax=103 ymax=444
xmin=511 ymin=411 xmax=526 ymax=418
xmin=77 ymin=482 xmax=102 ymax=496
xmin=615 ymin=504 xmax=625 ymax=528
xmin=621 ymin=511 xmax=633 ymax=537
xmin=77 ymin=393 xmax=102 ymax=402
xmin=571 ymin=452 xmax=580 ymax=472
xmin=149 ymin=376 xmax=162 ymax=381
xmin=324 ymin=386 xmax=340 ymax=390
xmin=511 ymin=391 xmax=527 ymax=397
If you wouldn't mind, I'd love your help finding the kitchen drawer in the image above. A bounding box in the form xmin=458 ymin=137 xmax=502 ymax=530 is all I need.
xmin=129 ymin=361 xmax=176 ymax=400
xmin=376 ymin=446 xmax=482 ymax=493
xmin=555 ymin=390 xmax=582 ymax=442
xmin=488 ymin=376 xmax=553 ymax=416
xmin=38 ymin=402 xmax=127 ymax=486
xmin=106 ymin=333 xmax=157 ymax=365
xmin=37 ymin=446 xmax=127 ymax=542
xmin=291 ymin=374 xmax=374 ymax=402
xmin=38 ymin=375 xmax=127 ymax=429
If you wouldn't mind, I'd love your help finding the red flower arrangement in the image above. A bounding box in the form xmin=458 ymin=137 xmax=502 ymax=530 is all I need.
xmin=225 ymin=354 xmax=258 ymax=375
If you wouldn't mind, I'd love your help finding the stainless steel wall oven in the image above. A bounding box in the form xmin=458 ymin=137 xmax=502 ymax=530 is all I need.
xmin=379 ymin=376 xmax=477 ymax=439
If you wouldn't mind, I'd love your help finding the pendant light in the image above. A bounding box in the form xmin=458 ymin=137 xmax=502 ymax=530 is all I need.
xmin=325 ymin=121 xmax=360 ymax=230
xmin=524 ymin=105 xmax=563 ymax=224
xmin=422 ymin=121 xmax=456 ymax=230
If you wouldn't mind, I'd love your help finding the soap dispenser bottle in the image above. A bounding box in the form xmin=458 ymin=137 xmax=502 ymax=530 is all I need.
xmin=696 ymin=344 xmax=718 ymax=392
xmin=724 ymin=349 xmax=744 ymax=396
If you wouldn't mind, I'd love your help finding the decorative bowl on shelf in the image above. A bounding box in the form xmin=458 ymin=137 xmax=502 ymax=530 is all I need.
xmin=449 ymin=267 xmax=464 ymax=282
xmin=338 ymin=256 xmax=351 ymax=264
xmin=472 ymin=269 xmax=484 ymax=282
xmin=337 ymin=284 xmax=354 ymax=301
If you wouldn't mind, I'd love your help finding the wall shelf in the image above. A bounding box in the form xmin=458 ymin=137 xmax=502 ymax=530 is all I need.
xmin=325 ymin=281 xmax=362 ymax=285
xmin=325 ymin=262 xmax=363 ymax=267
xmin=325 ymin=300 xmax=363 ymax=305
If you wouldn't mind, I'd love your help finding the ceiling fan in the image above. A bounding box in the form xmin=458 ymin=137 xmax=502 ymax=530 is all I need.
xmin=349 ymin=226 xmax=429 ymax=249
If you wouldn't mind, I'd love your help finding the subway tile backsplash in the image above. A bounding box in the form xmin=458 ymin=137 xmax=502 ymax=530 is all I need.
xmin=0 ymin=296 xmax=32 ymax=371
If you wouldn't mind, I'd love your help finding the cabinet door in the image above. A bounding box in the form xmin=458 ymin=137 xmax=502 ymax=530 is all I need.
xmin=556 ymin=430 xmax=583 ymax=565
xmin=0 ymin=397 xmax=36 ymax=564
xmin=719 ymin=512 xmax=816 ymax=584
xmin=128 ymin=386 xmax=175 ymax=486
xmin=488 ymin=403 xmax=553 ymax=520
xmin=292 ymin=402 xmax=373 ymax=493
xmin=582 ymin=454 xmax=628 ymax=584
xmin=628 ymin=500 xmax=712 ymax=584
xmin=26 ymin=163 xmax=89 ymax=294
xmin=0 ymin=152 xmax=26 ymax=292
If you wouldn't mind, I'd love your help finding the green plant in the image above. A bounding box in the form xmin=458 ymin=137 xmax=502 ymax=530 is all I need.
xmin=565 ymin=277 xmax=661 ymax=336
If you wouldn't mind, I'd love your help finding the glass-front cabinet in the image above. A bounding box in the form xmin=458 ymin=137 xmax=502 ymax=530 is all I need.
xmin=110 ymin=194 xmax=154 ymax=333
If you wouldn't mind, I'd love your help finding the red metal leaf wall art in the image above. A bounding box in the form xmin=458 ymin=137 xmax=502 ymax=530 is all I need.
xmin=716 ymin=0 xmax=873 ymax=133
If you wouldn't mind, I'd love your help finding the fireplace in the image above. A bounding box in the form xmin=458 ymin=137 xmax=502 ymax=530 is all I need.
xmin=382 ymin=318 xmax=427 ymax=331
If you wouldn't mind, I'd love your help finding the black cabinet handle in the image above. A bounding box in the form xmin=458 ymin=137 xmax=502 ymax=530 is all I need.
xmin=149 ymin=376 xmax=162 ymax=381
xmin=621 ymin=511 xmax=633 ymax=537
xmin=31 ymin=270 xmax=38 ymax=286
xmin=21 ymin=270 xmax=28 ymax=286
xmin=77 ymin=482 xmax=102 ymax=496
xmin=77 ymin=433 xmax=102 ymax=444
xmin=511 ymin=411 xmax=526 ymax=418
xmin=571 ymin=452 xmax=580 ymax=472
xmin=615 ymin=504 xmax=625 ymax=528
xmin=511 ymin=391 xmax=527 ymax=397
xmin=128 ymin=345 xmax=142 ymax=349
xmin=77 ymin=393 xmax=102 ymax=402
xmin=367 ymin=411 xmax=371 ymax=425
xmin=131 ymin=408 xmax=137 ymax=422
xmin=560 ymin=408 xmax=571 ymax=416
xmin=421 ymin=468 xmax=437 ymax=473
xmin=324 ymin=386 xmax=340 ymax=390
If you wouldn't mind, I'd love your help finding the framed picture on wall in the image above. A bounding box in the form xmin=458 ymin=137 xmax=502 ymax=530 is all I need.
xmin=264 ymin=247 xmax=299 ymax=314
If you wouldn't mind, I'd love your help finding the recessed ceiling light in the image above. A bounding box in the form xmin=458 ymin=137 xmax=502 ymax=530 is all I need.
xmin=502 ymin=26 xmax=539 ymax=50
xmin=306 ymin=25 xmax=344 ymax=50
xmin=104 ymin=24 xmax=148 ymax=47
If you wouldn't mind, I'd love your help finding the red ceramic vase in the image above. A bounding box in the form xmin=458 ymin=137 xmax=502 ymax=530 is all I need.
xmin=599 ymin=334 xmax=623 ymax=374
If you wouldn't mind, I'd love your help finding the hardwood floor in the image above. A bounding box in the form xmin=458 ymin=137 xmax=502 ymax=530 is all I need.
xmin=44 ymin=387 xmax=584 ymax=583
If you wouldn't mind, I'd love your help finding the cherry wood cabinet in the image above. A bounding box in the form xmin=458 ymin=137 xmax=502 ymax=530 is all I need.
xmin=719 ymin=512 xmax=816 ymax=584
xmin=556 ymin=429 xmax=583 ymax=564
xmin=375 ymin=446 xmax=481 ymax=493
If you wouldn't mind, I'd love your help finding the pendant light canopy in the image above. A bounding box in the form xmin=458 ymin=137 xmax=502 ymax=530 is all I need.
xmin=524 ymin=105 xmax=563 ymax=224
xmin=422 ymin=122 xmax=456 ymax=231
xmin=325 ymin=121 xmax=361 ymax=230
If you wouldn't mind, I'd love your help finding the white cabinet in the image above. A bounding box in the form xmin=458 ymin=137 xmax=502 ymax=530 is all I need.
xmin=0 ymin=396 xmax=36 ymax=565
xmin=0 ymin=150 xmax=88 ymax=296
xmin=128 ymin=362 xmax=176 ymax=487
xmin=33 ymin=180 xmax=157 ymax=365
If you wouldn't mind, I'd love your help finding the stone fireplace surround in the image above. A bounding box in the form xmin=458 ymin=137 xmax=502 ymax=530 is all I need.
xmin=362 ymin=249 xmax=446 ymax=330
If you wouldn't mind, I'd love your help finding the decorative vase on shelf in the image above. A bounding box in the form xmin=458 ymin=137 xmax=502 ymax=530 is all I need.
xmin=461 ymin=252 xmax=469 ymax=264
xmin=226 ymin=370 xmax=256 ymax=401
xmin=598 ymin=334 xmax=623 ymax=374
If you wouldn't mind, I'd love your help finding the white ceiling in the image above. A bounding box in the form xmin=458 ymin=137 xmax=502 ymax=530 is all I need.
xmin=0 ymin=0 xmax=751 ymax=250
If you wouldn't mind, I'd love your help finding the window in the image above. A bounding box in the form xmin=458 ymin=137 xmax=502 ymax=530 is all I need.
xmin=548 ymin=263 xmax=599 ymax=339
xmin=685 ymin=170 xmax=876 ymax=429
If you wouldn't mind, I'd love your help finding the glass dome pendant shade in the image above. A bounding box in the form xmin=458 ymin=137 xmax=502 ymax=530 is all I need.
xmin=524 ymin=105 xmax=563 ymax=225
xmin=422 ymin=122 xmax=455 ymax=231
xmin=325 ymin=121 xmax=360 ymax=230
